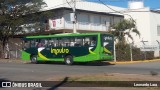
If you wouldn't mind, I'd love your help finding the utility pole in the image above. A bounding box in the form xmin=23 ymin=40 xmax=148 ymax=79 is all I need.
xmin=130 ymin=42 xmax=133 ymax=62
xmin=156 ymin=40 xmax=160 ymax=57
xmin=141 ymin=40 xmax=148 ymax=60
xmin=114 ymin=41 xmax=116 ymax=62
xmin=72 ymin=0 xmax=77 ymax=33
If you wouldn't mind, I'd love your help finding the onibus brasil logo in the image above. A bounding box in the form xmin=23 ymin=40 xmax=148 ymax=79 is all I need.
xmin=1 ymin=82 xmax=42 ymax=88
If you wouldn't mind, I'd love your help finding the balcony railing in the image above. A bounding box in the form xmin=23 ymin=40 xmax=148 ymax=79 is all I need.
xmin=64 ymin=21 xmax=109 ymax=31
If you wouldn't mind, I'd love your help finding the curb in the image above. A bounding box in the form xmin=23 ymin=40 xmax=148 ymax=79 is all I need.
xmin=0 ymin=59 xmax=30 ymax=64
xmin=108 ymin=59 xmax=160 ymax=64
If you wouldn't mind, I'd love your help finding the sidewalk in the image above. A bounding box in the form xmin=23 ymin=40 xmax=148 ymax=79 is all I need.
xmin=0 ymin=59 xmax=30 ymax=63
xmin=0 ymin=58 xmax=160 ymax=64
xmin=109 ymin=59 xmax=160 ymax=64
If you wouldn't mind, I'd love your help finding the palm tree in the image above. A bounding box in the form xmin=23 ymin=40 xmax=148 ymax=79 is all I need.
xmin=109 ymin=19 xmax=140 ymax=45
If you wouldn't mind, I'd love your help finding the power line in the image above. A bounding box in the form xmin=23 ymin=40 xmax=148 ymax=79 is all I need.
xmin=98 ymin=0 xmax=136 ymax=23
xmin=66 ymin=0 xmax=73 ymax=9
xmin=66 ymin=0 xmax=77 ymax=33
xmin=42 ymin=0 xmax=80 ymax=11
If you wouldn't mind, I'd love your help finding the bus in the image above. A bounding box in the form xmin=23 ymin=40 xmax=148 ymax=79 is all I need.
xmin=21 ymin=33 xmax=114 ymax=65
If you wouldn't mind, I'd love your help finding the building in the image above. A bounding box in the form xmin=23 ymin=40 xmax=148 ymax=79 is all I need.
xmin=23 ymin=0 xmax=160 ymax=45
xmin=10 ymin=0 xmax=125 ymax=59
xmin=26 ymin=0 xmax=124 ymax=33
xmin=124 ymin=0 xmax=160 ymax=57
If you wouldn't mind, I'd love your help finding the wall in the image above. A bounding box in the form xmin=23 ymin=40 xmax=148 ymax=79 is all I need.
xmin=124 ymin=8 xmax=151 ymax=46
xmin=124 ymin=8 xmax=160 ymax=57
xmin=62 ymin=10 xmax=123 ymax=32
xmin=149 ymin=12 xmax=160 ymax=45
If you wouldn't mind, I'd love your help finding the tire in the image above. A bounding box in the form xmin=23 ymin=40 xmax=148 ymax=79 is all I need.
xmin=64 ymin=55 xmax=73 ymax=65
xmin=30 ymin=55 xmax=37 ymax=64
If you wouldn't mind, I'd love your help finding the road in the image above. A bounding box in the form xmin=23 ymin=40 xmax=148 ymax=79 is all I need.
xmin=0 ymin=61 xmax=159 ymax=81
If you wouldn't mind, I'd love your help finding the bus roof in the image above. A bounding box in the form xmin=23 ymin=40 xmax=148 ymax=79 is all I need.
xmin=25 ymin=33 xmax=112 ymax=39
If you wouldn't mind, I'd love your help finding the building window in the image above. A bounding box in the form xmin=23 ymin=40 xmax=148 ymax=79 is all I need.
xmin=77 ymin=14 xmax=89 ymax=23
xmin=157 ymin=25 xmax=160 ymax=36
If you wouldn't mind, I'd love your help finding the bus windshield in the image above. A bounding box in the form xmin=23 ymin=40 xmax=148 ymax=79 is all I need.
xmin=101 ymin=34 xmax=114 ymax=55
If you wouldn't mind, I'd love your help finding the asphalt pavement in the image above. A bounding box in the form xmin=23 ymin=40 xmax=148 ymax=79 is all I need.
xmin=0 ymin=61 xmax=159 ymax=81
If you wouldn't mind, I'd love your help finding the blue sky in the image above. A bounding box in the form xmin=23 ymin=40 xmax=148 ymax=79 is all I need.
xmin=86 ymin=0 xmax=160 ymax=10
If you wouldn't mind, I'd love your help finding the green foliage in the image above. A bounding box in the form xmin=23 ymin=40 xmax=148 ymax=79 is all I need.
xmin=0 ymin=0 xmax=46 ymax=38
xmin=109 ymin=19 xmax=140 ymax=44
xmin=0 ymin=0 xmax=52 ymax=58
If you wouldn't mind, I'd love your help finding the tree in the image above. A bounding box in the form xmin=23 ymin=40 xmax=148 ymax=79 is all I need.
xmin=0 ymin=0 xmax=51 ymax=58
xmin=109 ymin=19 xmax=140 ymax=45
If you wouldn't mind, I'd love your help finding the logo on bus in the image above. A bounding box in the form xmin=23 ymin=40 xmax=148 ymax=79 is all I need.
xmin=104 ymin=36 xmax=113 ymax=40
xmin=51 ymin=48 xmax=69 ymax=55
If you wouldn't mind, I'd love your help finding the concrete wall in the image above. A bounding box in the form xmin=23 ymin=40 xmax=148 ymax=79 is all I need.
xmin=124 ymin=8 xmax=160 ymax=57
xmin=50 ymin=10 xmax=123 ymax=32
xmin=125 ymin=8 xmax=151 ymax=46
xmin=149 ymin=12 xmax=160 ymax=45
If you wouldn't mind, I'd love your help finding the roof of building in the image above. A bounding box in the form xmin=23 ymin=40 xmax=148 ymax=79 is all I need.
xmin=42 ymin=0 xmax=125 ymax=16
xmin=151 ymin=10 xmax=160 ymax=14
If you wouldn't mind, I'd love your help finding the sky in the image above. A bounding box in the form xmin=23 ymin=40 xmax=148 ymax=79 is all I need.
xmin=86 ymin=0 xmax=160 ymax=10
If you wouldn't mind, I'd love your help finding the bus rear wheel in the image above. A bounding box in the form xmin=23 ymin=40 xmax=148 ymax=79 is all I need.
xmin=64 ymin=55 xmax=73 ymax=65
xmin=30 ymin=55 xmax=37 ymax=64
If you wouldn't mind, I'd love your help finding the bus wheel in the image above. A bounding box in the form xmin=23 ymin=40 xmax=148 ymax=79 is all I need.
xmin=30 ymin=55 xmax=37 ymax=64
xmin=64 ymin=55 xmax=73 ymax=65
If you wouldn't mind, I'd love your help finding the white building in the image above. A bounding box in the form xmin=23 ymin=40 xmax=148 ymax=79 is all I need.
xmin=39 ymin=0 xmax=124 ymax=33
xmin=124 ymin=0 xmax=160 ymax=57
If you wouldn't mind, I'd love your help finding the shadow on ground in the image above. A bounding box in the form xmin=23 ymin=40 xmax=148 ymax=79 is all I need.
xmin=47 ymin=77 xmax=68 ymax=90
xmin=27 ymin=61 xmax=115 ymax=66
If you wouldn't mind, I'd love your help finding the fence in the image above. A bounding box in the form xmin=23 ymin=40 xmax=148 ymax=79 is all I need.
xmin=115 ymin=44 xmax=155 ymax=61
xmin=9 ymin=50 xmax=21 ymax=59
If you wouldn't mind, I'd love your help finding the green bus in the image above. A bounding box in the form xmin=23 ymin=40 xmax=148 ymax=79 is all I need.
xmin=21 ymin=33 xmax=114 ymax=65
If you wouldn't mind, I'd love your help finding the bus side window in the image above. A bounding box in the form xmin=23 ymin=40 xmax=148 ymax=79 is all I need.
xmin=37 ymin=39 xmax=48 ymax=47
xmin=70 ymin=37 xmax=75 ymax=47
xmin=44 ymin=39 xmax=49 ymax=47
xmin=54 ymin=39 xmax=58 ymax=47
xmin=75 ymin=37 xmax=82 ymax=47
xmin=48 ymin=39 xmax=54 ymax=47
xmin=84 ymin=41 xmax=89 ymax=46
xmin=83 ymin=37 xmax=90 ymax=47
xmin=35 ymin=39 xmax=39 ymax=47
xmin=24 ymin=40 xmax=30 ymax=48
xmin=30 ymin=40 xmax=36 ymax=47
xmin=90 ymin=37 xmax=96 ymax=46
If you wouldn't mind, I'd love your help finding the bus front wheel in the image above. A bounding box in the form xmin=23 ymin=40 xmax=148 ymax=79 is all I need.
xmin=64 ymin=55 xmax=73 ymax=65
xmin=30 ymin=55 xmax=37 ymax=64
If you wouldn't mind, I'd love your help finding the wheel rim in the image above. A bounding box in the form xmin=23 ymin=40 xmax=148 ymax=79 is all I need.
xmin=66 ymin=58 xmax=71 ymax=64
xmin=31 ymin=57 xmax=37 ymax=62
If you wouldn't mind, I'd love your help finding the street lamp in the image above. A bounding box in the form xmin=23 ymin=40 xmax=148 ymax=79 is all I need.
xmin=141 ymin=39 xmax=148 ymax=60
xmin=130 ymin=42 xmax=133 ymax=62
xmin=156 ymin=40 xmax=160 ymax=57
